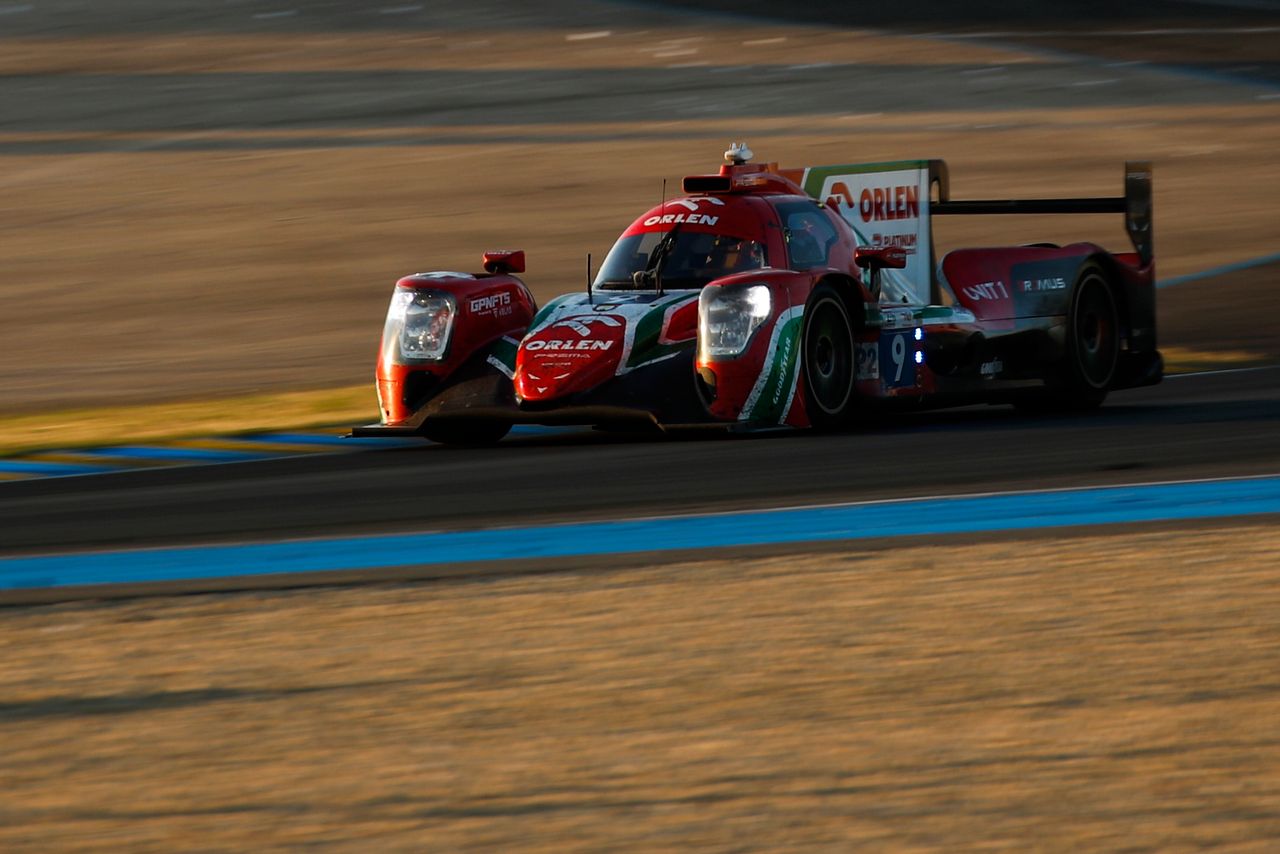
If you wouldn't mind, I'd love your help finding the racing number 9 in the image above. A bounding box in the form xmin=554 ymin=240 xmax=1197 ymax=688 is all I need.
xmin=879 ymin=330 xmax=915 ymax=390
xmin=891 ymin=335 xmax=906 ymax=383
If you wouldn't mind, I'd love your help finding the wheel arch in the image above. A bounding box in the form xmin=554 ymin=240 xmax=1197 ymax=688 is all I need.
xmin=814 ymin=272 xmax=867 ymax=331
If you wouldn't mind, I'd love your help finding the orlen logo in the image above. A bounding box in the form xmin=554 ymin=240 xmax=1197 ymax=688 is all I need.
xmin=828 ymin=182 xmax=920 ymax=223
xmin=644 ymin=213 xmax=719 ymax=227
xmin=524 ymin=339 xmax=613 ymax=352
xmin=643 ymin=197 xmax=723 ymax=228
xmin=523 ymin=314 xmax=624 ymax=351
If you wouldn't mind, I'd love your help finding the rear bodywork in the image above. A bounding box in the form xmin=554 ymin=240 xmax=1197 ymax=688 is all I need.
xmin=354 ymin=150 xmax=1160 ymax=439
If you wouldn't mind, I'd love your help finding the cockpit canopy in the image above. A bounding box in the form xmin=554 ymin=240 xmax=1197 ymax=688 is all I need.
xmin=594 ymin=194 xmax=779 ymax=291
xmin=593 ymin=229 xmax=768 ymax=291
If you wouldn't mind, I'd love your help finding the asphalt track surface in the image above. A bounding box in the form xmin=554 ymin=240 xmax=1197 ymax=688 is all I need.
xmin=3 ymin=364 xmax=1279 ymax=556
xmin=3 ymin=0 xmax=1279 ymax=563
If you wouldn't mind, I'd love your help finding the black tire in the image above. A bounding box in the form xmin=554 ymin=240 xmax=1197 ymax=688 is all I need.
xmin=421 ymin=419 xmax=511 ymax=446
xmin=1014 ymin=266 xmax=1119 ymax=413
xmin=802 ymin=284 xmax=856 ymax=429
xmin=1013 ymin=267 xmax=1116 ymax=414
xmin=1061 ymin=266 xmax=1119 ymax=409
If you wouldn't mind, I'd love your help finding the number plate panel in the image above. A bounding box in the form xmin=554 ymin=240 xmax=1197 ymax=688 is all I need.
xmin=879 ymin=330 xmax=916 ymax=390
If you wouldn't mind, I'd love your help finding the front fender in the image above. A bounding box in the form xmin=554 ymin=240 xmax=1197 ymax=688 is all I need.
xmin=376 ymin=271 xmax=534 ymax=424
xmin=695 ymin=269 xmax=815 ymax=426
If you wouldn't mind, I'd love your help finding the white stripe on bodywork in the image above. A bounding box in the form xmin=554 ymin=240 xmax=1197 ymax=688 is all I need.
xmin=657 ymin=296 xmax=699 ymax=345
xmin=486 ymin=354 xmax=515 ymax=379
xmin=779 ymin=343 xmax=802 ymax=425
xmin=740 ymin=305 xmax=804 ymax=421
xmin=616 ymin=291 xmax=697 ymax=376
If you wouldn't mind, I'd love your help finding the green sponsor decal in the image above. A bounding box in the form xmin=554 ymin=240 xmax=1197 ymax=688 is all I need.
xmin=919 ymin=306 xmax=957 ymax=322
xmin=799 ymin=160 xmax=931 ymax=199
xmin=486 ymin=335 xmax=519 ymax=378
xmin=624 ymin=293 xmax=697 ymax=371
xmin=528 ymin=293 xmax=581 ymax=331
xmin=744 ymin=309 xmax=803 ymax=424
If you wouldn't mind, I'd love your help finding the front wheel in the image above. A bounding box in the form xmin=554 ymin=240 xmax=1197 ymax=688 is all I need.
xmin=802 ymin=284 xmax=856 ymax=430
xmin=421 ymin=419 xmax=511 ymax=446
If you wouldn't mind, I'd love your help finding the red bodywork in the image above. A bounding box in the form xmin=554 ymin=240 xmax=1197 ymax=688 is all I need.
xmin=376 ymin=272 xmax=534 ymax=425
xmin=358 ymin=151 xmax=1160 ymax=440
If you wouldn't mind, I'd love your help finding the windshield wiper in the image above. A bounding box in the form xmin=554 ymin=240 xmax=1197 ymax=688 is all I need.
xmin=632 ymin=224 xmax=682 ymax=295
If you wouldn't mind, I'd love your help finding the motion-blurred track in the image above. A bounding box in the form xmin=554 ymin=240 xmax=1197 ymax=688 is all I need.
xmin=3 ymin=364 xmax=1277 ymax=556
xmin=3 ymin=0 xmax=1279 ymax=560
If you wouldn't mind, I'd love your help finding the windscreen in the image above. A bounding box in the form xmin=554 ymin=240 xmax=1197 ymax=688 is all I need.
xmin=594 ymin=230 xmax=768 ymax=290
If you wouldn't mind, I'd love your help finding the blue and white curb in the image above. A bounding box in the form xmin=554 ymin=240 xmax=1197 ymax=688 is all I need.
xmin=2 ymin=474 xmax=1277 ymax=597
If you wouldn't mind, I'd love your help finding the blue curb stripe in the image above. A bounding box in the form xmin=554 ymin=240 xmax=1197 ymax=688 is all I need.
xmin=0 ymin=460 xmax=123 ymax=476
xmin=1159 ymin=251 xmax=1280 ymax=289
xmin=2 ymin=476 xmax=1278 ymax=592
xmin=83 ymin=446 xmax=275 ymax=462
xmin=250 ymin=432 xmax=379 ymax=447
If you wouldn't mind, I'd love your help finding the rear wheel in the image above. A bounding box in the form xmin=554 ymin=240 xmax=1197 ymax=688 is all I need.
xmin=421 ymin=419 xmax=511 ymax=446
xmin=1019 ymin=265 xmax=1118 ymax=412
xmin=802 ymin=284 xmax=856 ymax=429
xmin=1062 ymin=266 xmax=1119 ymax=409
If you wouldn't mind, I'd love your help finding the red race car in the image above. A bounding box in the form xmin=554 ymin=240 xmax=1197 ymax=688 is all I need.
xmin=354 ymin=143 xmax=1160 ymax=445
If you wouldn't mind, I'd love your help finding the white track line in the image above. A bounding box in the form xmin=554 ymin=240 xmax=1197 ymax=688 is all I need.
xmin=1167 ymin=364 xmax=1280 ymax=378
xmin=936 ymin=27 xmax=1280 ymax=38
xmin=16 ymin=471 xmax=1280 ymax=561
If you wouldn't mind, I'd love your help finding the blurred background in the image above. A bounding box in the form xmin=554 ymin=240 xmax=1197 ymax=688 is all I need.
xmin=3 ymin=1 xmax=1280 ymax=850
xmin=2 ymin=0 xmax=1278 ymax=413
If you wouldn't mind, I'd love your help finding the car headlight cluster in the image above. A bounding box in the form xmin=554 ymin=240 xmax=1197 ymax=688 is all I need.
xmin=699 ymin=284 xmax=772 ymax=358
xmin=383 ymin=289 xmax=456 ymax=363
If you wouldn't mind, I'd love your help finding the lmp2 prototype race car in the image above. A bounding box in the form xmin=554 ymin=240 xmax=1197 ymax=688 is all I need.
xmin=354 ymin=143 xmax=1160 ymax=445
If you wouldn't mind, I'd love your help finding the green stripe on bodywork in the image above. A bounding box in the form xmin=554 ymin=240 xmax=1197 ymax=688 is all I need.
xmin=528 ymin=293 xmax=580 ymax=331
xmin=798 ymin=160 xmax=931 ymax=198
xmin=624 ymin=293 xmax=697 ymax=370
xmin=745 ymin=311 xmax=803 ymax=424
xmin=487 ymin=335 xmax=519 ymax=376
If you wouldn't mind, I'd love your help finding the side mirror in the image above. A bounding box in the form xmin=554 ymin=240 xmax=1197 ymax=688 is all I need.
xmin=482 ymin=249 xmax=525 ymax=274
xmin=854 ymin=246 xmax=907 ymax=270
xmin=853 ymin=246 xmax=906 ymax=300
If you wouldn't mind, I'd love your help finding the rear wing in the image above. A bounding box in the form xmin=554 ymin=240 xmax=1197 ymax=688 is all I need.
xmin=779 ymin=160 xmax=1153 ymax=305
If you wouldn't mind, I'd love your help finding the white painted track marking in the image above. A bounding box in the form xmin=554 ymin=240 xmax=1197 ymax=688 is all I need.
xmin=934 ymin=27 xmax=1280 ymax=38
xmin=1167 ymin=364 xmax=1280 ymax=378
xmin=12 ymin=470 xmax=1280 ymax=562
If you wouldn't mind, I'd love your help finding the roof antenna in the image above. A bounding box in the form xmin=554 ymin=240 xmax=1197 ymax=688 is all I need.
xmin=657 ymin=178 xmax=667 ymax=298
xmin=586 ymin=252 xmax=593 ymax=305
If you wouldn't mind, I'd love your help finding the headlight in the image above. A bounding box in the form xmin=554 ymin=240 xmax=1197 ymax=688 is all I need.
xmin=699 ymin=284 xmax=772 ymax=358
xmin=382 ymin=289 xmax=456 ymax=363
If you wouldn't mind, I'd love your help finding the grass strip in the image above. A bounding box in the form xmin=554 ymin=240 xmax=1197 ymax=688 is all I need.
xmin=0 ymin=350 xmax=1267 ymax=458
xmin=0 ymin=385 xmax=377 ymax=457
